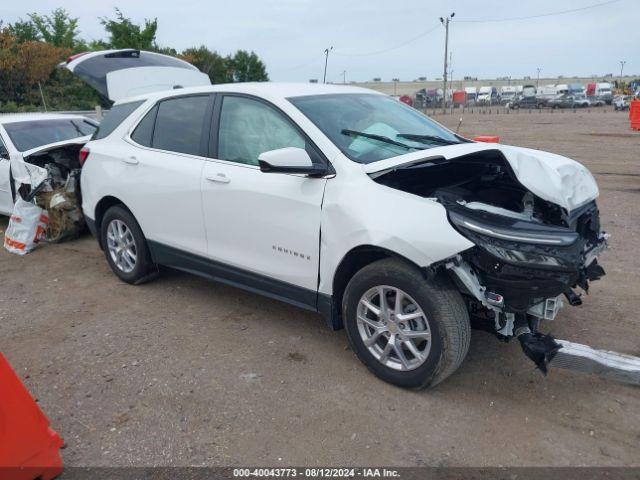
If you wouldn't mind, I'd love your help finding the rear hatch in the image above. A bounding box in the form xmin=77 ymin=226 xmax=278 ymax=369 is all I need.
xmin=61 ymin=49 xmax=211 ymax=101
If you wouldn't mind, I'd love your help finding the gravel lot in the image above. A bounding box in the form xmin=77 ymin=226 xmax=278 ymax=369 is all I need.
xmin=1 ymin=109 xmax=639 ymax=467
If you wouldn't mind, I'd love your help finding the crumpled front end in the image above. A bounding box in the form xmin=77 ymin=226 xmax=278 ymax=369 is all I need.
xmin=371 ymin=145 xmax=608 ymax=373
xmin=444 ymin=196 xmax=607 ymax=317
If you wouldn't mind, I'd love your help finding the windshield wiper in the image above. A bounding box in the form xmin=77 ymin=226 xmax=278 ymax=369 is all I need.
xmin=396 ymin=133 xmax=460 ymax=145
xmin=341 ymin=129 xmax=421 ymax=150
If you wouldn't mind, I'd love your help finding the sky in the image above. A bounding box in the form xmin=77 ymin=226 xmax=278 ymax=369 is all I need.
xmin=2 ymin=0 xmax=638 ymax=83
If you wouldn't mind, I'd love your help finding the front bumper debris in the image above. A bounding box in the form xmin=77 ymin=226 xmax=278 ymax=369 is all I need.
xmin=550 ymin=340 xmax=640 ymax=387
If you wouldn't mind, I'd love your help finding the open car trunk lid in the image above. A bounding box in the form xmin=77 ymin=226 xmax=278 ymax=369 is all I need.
xmin=363 ymin=142 xmax=599 ymax=213
xmin=61 ymin=49 xmax=211 ymax=101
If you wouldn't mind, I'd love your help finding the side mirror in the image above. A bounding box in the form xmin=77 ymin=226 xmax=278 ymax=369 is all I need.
xmin=258 ymin=147 xmax=326 ymax=176
xmin=0 ymin=145 xmax=8 ymax=160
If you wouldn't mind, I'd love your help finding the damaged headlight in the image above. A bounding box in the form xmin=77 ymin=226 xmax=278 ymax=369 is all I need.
xmin=480 ymin=244 xmax=564 ymax=267
xmin=449 ymin=211 xmax=578 ymax=246
xmin=448 ymin=211 xmax=581 ymax=268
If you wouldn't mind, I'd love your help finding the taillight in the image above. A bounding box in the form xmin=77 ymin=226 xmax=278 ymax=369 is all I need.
xmin=79 ymin=147 xmax=90 ymax=167
xmin=66 ymin=52 xmax=89 ymax=64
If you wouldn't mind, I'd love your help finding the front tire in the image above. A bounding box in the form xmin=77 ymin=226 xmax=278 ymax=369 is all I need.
xmin=100 ymin=205 xmax=158 ymax=284
xmin=342 ymin=258 xmax=470 ymax=389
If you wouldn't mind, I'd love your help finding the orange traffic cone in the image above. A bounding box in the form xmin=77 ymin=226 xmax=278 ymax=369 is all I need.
xmin=630 ymin=100 xmax=640 ymax=131
xmin=0 ymin=353 xmax=63 ymax=480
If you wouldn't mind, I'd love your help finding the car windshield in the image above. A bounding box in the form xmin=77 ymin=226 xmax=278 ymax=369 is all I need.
xmin=4 ymin=118 xmax=97 ymax=152
xmin=289 ymin=93 xmax=462 ymax=164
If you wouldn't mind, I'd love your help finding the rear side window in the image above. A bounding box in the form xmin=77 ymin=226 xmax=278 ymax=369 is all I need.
xmin=93 ymin=100 xmax=144 ymax=140
xmin=131 ymin=105 xmax=158 ymax=147
xmin=152 ymin=96 xmax=209 ymax=156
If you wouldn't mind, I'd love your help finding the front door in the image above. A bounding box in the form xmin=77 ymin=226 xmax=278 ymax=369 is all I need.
xmin=201 ymin=95 xmax=327 ymax=304
xmin=0 ymin=135 xmax=13 ymax=215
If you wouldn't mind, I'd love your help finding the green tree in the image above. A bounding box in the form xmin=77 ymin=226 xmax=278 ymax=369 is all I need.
xmin=100 ymin=8 xmax=157 ymax=50
xmin=182 ymin=46 xmax=231 ymax=84
xmin=7 ymin=18 xmax=41 ymax=43
xmin=28 ymin=8 xmax=80 ymax=49
xmin=228 ymin=50 xmax=268 ymax=82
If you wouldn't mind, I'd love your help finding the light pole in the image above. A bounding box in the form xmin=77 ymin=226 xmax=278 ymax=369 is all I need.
xmin=323 ymin=46 xmax=333 ymax=84
xmin=620 ymin=60 xmax=626 ymax=79
xmin=536 ymin=67 xmax=541 ymax=89
xmin=440 ymin=12 xmax=455 ymax=112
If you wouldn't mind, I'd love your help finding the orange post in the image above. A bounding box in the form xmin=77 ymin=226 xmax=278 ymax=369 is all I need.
xmin=630 ymin=100 xmax=640 ymax=131
xmin=0 ymin=353 xmax=63 ymax=480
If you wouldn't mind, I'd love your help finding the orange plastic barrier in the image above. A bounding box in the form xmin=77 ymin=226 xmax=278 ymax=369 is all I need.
xmin=630 ymin=100 xmax=640 ymax=131
xmin=473 ymin=135 xmax=500 ymax=143
xmin=0 ymin=353 xmax=63 ymax=480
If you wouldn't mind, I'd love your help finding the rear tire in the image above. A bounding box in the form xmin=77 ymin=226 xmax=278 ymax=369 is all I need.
xmin=100 ymin=205 xmax=158 ymax=285
xmin=342 ymin=258 xmax=470 ymax=389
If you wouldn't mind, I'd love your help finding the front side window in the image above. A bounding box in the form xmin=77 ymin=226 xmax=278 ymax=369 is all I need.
xmin=152 ymin=96 xmax=210 ymax=156
xmin=217 ymin=96 xmax=305 ymax=166
xmin=0 ymin=135 xmax=8 ymax=156
xmin=289 ymin=94 xmax=461 ymax=164
xmin=5 ymin=118 xmax=98 ymax=152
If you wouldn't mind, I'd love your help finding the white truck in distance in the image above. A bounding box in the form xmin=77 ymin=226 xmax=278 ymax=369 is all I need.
xmin=52 ymin=49 xmax=640 ymax=389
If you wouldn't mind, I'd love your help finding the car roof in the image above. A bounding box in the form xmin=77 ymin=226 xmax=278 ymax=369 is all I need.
xmin=114 ymin=82 xmax=383 ymax=105
xmin=0 ymin=112 xmax=92 ymax=125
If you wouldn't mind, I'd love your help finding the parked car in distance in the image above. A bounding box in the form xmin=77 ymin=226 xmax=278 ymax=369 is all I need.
xmin=65 ymin=49 xmax=608 ymax=389
xmin=547 ymin=93 xmax=589 ymax=109
xmin=613 ymin=95 xmax=631 ymax=111
xmin=0 ymin=113 xmax=98 ymax=216
xmin=508 ymin=95 xmax=543 ymax=109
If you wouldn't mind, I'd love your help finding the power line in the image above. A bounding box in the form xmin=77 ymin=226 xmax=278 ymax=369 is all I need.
xmin=456 ymin=0 xmax=621 ymax=23
xmin=333 ymin=24 xmax=440 ymax=57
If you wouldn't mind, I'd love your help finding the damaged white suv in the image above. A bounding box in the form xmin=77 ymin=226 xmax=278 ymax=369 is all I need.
xmin=70 ymin=50 xmax=608 ymax=389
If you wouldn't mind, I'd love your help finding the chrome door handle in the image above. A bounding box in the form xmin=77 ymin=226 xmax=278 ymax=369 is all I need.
xmin=206 ymin=173 xmax=230 ymax=184
xmin=122 ymin=156 xmax=139 ymax=165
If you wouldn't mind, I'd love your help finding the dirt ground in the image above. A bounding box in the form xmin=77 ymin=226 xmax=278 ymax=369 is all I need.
xmin=1 ymin=109 xmax=639 ymax=468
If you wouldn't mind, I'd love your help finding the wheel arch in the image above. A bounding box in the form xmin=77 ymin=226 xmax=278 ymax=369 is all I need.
xmin=326 ymin=245 xmax=426 ymax=330
xmin=94 ymin=195 xmax=133 ymax=249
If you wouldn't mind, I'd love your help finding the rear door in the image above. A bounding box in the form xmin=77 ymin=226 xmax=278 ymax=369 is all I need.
xmin=120 ymin=94 xmax=214 ymax=255
xmin=63 ymin=49 xmax=211 ymax=101
xmin=201 ymin=94 xmax=328 ymax=303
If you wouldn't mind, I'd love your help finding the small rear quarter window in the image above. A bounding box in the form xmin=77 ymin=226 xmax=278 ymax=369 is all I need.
xmin=93 ymin=100 xmax=145 ymax=140
xmin=131 ymin=105 xmax=158 ymax=147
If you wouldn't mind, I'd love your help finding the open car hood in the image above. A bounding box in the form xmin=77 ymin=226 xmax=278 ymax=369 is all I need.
xmin=363 ymin=142 xmax=599 ymax=212
xmin=11 ymin=136 xmax=91 ymax=187
xmin=61 ymin=49 xmax=211 ymax=101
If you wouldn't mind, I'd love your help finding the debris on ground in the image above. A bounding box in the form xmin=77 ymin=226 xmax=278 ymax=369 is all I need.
xmin=34 ymin=166 xmax=85 ymax=243
xmin=3 ymin=197 xmax=48 ymax=255
xmin=5 ymin=142 xmax=87 ymax=254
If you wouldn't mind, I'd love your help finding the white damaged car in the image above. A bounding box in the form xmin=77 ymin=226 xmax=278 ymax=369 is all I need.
xmin=66 ymin=50 xmax=616 ymax=388
xmin=0 ymin=113 xmax=98 ymax=216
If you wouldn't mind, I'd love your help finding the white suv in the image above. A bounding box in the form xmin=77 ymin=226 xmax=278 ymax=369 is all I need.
xmin=69 ymin=50 xmax=607 ymax=388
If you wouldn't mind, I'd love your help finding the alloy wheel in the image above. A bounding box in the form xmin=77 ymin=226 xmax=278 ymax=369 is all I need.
xmin=106 ymin=219 xmax=137 ymax=273
xmin=356 ymin=286 xmax=432 ymax=371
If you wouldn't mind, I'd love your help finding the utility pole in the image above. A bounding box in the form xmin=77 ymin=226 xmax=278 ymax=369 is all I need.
xmin=620 ymin=60 xmax=626 ymax=79
xmin=448 ymin=51 xmax=453 ymax=99
xmin=323 ymin=47 xmax=333 ymax=84
xmin=536 ymin=67 xmax=542 ymax=89
xmin=440 ymin=12 xmax=455 ymax=112
xmin=37 ymin=81 xmax=47 ymax=112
